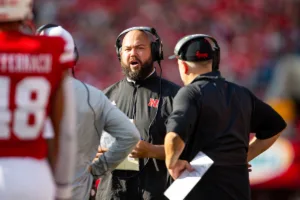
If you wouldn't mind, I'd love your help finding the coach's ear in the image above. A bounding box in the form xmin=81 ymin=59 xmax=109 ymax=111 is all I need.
xmin=182 ymin=61 xmax=189 ymax=74
xmin=178 ymin=60 xmax=189 ymax=74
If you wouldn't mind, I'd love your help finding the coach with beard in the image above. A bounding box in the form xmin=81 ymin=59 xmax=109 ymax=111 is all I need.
xmin=94 ymin=27 xmax=180 ymax=200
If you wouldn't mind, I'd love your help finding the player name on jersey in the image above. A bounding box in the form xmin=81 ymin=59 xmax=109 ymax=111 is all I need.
xmin=0 ymin=53 xmax=52 ymax=73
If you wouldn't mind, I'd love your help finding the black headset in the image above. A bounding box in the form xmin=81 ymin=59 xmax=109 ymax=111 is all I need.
xmin=173 ymin=34 xmax=220 ymax=71
xmin=36 ymin=23 xmax=79 ymax=65
xmin=115 ymin=26 xmax=164 ymax=63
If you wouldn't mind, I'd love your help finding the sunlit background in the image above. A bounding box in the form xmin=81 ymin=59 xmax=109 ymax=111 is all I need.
xmin=34 ymin=1 xmax=300 ymax=199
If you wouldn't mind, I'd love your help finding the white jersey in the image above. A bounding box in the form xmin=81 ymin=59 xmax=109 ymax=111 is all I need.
xmin=71 ymin=78 xmax=140 ymax=200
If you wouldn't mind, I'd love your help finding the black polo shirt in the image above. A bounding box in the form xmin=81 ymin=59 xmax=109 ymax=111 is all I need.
xmin=166 ymin=71 xmax=286 ymax=200
xmin=97 ymin=72 xmax=180 ymax=200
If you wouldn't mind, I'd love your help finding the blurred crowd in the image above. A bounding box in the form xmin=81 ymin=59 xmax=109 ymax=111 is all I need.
xmin=35 ymin=0 xmax=300 ymax=97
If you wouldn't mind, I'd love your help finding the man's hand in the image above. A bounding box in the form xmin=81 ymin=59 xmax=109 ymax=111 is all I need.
xmin=92 ymin=147 xmax=108 ymax=163
xmin=167 ymin=159 xmax=194 ymax=180
xmin=129 ymin=140 xmax=152 ymax=159
xmin=89 ymin=147 xmax=108 ymax=173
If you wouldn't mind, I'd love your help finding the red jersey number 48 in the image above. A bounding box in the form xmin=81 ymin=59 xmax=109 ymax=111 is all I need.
xmin=0 ymin=76 xmax=51 ymax=140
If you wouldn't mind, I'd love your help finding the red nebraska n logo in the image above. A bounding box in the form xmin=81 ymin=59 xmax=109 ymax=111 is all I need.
xmin=148 ymin=98 xmax=159 ymax=108
xmin=196 ymin=51 xmax=208 ymax=58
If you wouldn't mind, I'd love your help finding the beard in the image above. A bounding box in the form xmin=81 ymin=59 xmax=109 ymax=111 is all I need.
xmin=121 ymin=57 xmax=154 ymax=81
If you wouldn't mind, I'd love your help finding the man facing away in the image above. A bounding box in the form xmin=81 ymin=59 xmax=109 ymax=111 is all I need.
xmin=37 ymin=24 xmax=140 ymax=200
xmin=164 ymin=34 xmax=286 ymax=200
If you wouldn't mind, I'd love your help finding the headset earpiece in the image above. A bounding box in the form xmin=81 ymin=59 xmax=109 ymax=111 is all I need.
xmin=116 ymin=45 xmax=122 ymax=61
xmin=74 ymin=45 xmax=79 ymax=64
xmin=151 ymin=41 xmax=158 ymax=61
xmin=214 ymin=47 xmax=220 ymax=70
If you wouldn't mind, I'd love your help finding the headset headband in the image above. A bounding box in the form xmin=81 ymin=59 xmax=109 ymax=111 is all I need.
xmin=36 ymin=23 xmax=60 ymax=34
xmin=116 ymin=26 xmax=161 ymax=46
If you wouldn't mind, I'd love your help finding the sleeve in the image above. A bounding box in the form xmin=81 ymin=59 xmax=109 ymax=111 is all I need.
xmin=166 ymin=87 xmax=199 ymax=142
xmin=54 ymin=76 xmax=77 ymax=199
xmin=90 ymin=92 xmax=140 ymax=176
xmin=59 ymin=39 xmax=75 ymax=69
xmin=250 ymin=91 xmax=287 ymax=139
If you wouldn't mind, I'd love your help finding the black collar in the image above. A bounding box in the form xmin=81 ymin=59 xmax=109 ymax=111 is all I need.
xmin=191 ymin=71 xmax=224 ymax=84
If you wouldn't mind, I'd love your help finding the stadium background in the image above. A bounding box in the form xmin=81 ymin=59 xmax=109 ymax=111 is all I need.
xmin=34 ymin=0 xmax=300 ymax=199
